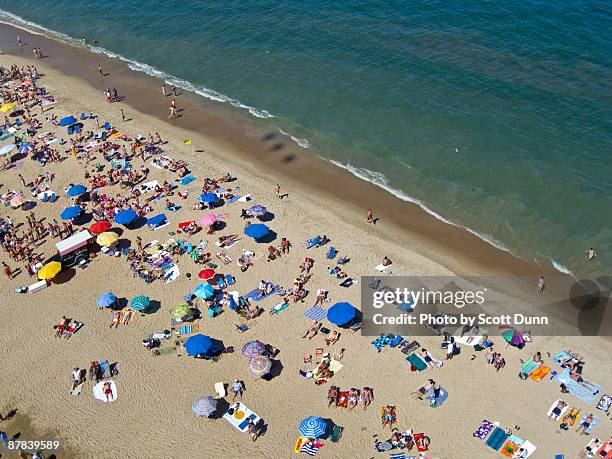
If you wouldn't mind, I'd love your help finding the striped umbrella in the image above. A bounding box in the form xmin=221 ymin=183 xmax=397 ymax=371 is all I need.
xmin=191 ymin=396 xmax=217 ymax=417
xmin=129 ymin=295 xmax=150 ymax=312
xmin=247 ymin=355 xmax=272 ymax=378
xmin=298 ymin=416 xmax=327 ymax=438
xmin=241 ymin=340 xmax=266 ymax=358
xmin=499 ymin=325 xmax=525 ymax=347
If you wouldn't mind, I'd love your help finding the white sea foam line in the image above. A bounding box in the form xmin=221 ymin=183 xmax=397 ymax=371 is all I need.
xmin=0 ymin=9 xmax=273 ymax=119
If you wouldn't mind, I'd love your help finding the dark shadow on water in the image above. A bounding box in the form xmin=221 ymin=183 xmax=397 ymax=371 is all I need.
xmin=281 ymin=154 xmax=296 ymax=163
xmin=270 ymin=143 xmax=284 ymax=151
xmin=262 ymin=132 xmax=276 ymax=141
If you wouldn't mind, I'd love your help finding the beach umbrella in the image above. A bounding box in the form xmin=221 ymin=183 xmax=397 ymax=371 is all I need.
xmin=243 ymin=223 xmax=270 ymax=240
xmin=248 ymin=205 xmax=267 ymax=217
xmin=171 ymin=303 xmax=190 ymax=320
xmin=66 ymin=184 xmax=87 ymax=197
xmin=59 ymin=115 xmax=77 ymax=126
xmin=194 ymin=283 xmax=215 ymax=299
xmin=89 ymin=220 xmax=112 ymax=234
xmin=0 ymin=144 xmax=16 ymax=155
xmin=242 ymin=340 xmax=266 ymax=358
xmin=298 ymin=417 xmax=327 ymax=438
xmin=97 ymin=292 xmax=117 ymax=308
xmin=129 ymin=295 xmax=150 ymax=312
xmin=247 ymin=355 xmax=272 ymax=378
xmin=0 ymin=103 xmax=16 ymax=112
xmin=499 ymin=325 xmax=525 ymax=347
xmin=327 ymin=302 xmax=357 ymax=326
xmin=184 ymin=334 xmax=214 ymax=357
xmin=199 ymin=192 xmax=218 ymax=203
xmin=37 ymin=261 xmax=61 ymax=280
xmin=60 ymin=206 xmax=82 ymax=220
xmin=199 ymin=214 xmax=217 ymax=226
xmin=114 ymin=209 xmax=137 ymax=225
xmin=96 ymin=231 xmax=119 ymax=247
xmin=198 ymin=268 xmax=216 ymax=280
xmin=18 ymin=143 xmax=31 ymax=155
xmin=191 ymin=396 xmax=217 ymax=417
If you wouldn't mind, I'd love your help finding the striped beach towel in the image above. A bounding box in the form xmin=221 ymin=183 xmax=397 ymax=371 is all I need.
xmin=300 ymin=443 xmax=320 ymax=456
xmin=389 ymin=452 xmax=408 ymax=459
xmin=304 ymin=305 xmax=327 ymax=321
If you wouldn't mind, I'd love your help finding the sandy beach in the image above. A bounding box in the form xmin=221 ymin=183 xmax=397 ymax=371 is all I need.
xmin=0 ymin=30 xmax=610 ymax=459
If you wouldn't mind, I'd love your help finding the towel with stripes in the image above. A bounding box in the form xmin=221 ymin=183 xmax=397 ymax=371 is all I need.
xmin=389 ymin=452 xmax=411 ymax=459
xmin=304 ymin=305 xmax=327 ymax=321
xmin=300 ymin=443 xmax=320 ymax=456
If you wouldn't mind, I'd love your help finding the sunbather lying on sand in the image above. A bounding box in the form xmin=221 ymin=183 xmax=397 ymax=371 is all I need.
xmin=325 ymin=330 xmax=340 ymax=346
xmin=303 ymin=321 xmax=321 ymax=339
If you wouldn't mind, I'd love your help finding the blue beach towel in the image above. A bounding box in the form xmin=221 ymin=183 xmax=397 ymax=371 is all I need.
xmin=485 ymin=427 xmax=509 ymax=450
xmin=0 ymin=133 xmax=14 ymax=141
xmin=226 ymin=195 xmax=242 ymax=205
xmin=178 ymin=175 xmax=196 ymax=185
xmin=243 ymin=285 xmax=280 ymax=302
xmin=270 ymin=302 xmax=289 ymax=315
xmin=225 ymin=274 xmax=235 ymax=286
xmin=304 ymin=305 xmax=327 ymax=321
xmin=372 ymin=335 xmax=393 ymax=351
xmin=556 ymin=369 xmax=601 ymax=404
xmin=552 ymin=351 xmax=574 ymax=366
xmin=327 ymin=247 xmax=337 ymax=259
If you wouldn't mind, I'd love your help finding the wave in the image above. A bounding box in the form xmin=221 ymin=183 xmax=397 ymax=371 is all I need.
xmin=0 ymin=9 xmax=274 ymax=120
xmin=278 ymin=129 xmax=311 ymax=149
xmin=329 ymin=160 xmax=514 ymax=255
xmin=550 ymin=259 xmax=574 ymax=276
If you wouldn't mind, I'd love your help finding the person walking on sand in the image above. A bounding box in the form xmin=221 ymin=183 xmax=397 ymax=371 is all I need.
xmin=231 ymin=380 xmax=244 ymax=401
xmin=586 ymin=248 xmax=597 ymax=261
xmin=121 ymin=109 xmax=126 ymax=122
xmin=2 ymin=262 xmax=12 ymax=279
xmin=275 ymin=184 xmax=281 ymax=199
xmin=17 ymin=35 xmax=22 ymax=47
xmin=98 ymin=64 xmax=104 ymax=76
xmin=172 ymin=85 xmax=177 ymax=96
xmin=537 ymin=276 xmax=546 ymax=295
xmin=161 ymin=84 xmax=166 ymax=97
xmin=367 ymin=208 xmax=374 ymax=224
xmin=168 ymin=105 xmax=177 ymax=119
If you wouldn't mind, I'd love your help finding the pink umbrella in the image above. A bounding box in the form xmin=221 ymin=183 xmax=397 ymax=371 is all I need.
xmin=200 ymin=214 xmax=217 ymax=226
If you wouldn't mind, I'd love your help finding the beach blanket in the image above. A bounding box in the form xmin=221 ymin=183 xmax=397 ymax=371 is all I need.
xmin=596 ymin=440 xmax=612 ymax=459
xmin=269 ymin=302 xmax=289 ymax=315
xmin=413 ymin=433 xmax=430 ymax=452
xmin=519 ymin=358 xmax=540 ymax=377
xmin=139 ymin=180 xmax=160 ymax=193
xmin=552 ymin=350 xmax=575 ymax=366
xmin=371 ymin=334 xmax=393 ymax=351
xmin=243 ymin=285 xmax=280 ymax=302
xmin=164 ymin=265 xmax=180 ymax=283
xmin=300 ymin=442 xmax=321 ymax=456
xmin=596 ymin=394 xmax=611 ymax=413
xmin=406 ymin=353 xmax=427 ymax=371
xmin=473 ymin=420 xmax=494 ymax=440
xmin=530 ymin=365 xmax=551 ymax=381
xmin=92 ymin=380 xmax=117 ymax=402
xmin=178 ymin=175 xmax=196 ymax=185
xmin=336 ymin=391 xmax=349 ymax=408
xmin=520 ymin=441 xmax=537 ymax=459
xmin=428 ymin=386 xmax=448 ymax=407
xmin=486 ymin=427 xmax=509 ymax=451
xmin=547 ymin=399 xmax=569 ymax=420
xmin=556 ymin=369 xmax=601 ymax=404
xmin=70 ymin=381 xmax=85 ymax=396
xmin=222 ymin=402 xmax=260 ymax=432
xmin=577 ymin=414 xmax=600 ymax=434
xmin=375 ymin=263 xmax=392 ymax=274
xmin=388 ymin=452 xmax=408 ymax=459
xmin=500 ymin=435 xmax=524 ymax=457
xmin=401 ymin=340 xmax=420 ymax=355
xmin=304 ymin=305 xmax=327 ymax=321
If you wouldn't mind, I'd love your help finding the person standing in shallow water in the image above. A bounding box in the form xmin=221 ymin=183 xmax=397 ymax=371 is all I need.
xmin=537 ymin=276 xmax=545 ymax=294
xmin=586 ymin=248 xmax=597 ymax=261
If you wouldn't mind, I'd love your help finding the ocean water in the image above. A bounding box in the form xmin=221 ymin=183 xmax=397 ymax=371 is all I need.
xmin=1 ymin=1 xmax=610 ymax=277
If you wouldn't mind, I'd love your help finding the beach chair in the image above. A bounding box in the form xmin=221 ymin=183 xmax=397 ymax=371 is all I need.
xmin=330 ymin=425 xmax=343 ymax=442
xmin=214 ymin=382 xmax=227 ymax=399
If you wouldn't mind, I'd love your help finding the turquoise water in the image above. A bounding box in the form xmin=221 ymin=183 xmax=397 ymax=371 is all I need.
xmin=1 ymin=1 xmax=610 ymax=277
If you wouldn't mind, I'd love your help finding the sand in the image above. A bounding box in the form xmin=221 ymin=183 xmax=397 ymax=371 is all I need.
xmin=0 ymin=44 xmax=610 ymax=459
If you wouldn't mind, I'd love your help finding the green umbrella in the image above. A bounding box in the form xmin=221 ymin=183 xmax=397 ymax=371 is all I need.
xmin=171 ymin=303 xmax=190 ymax=320
xmin=130 ymin=295 xmax=150 ymax=312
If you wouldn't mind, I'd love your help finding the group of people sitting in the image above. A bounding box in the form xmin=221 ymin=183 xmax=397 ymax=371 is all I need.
xmin=53 ymin=316 xmax=83 ymax=339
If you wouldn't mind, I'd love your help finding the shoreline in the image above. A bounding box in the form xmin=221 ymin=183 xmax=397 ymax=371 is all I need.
xmin=0 ymin=21 xmax=557 ymax=283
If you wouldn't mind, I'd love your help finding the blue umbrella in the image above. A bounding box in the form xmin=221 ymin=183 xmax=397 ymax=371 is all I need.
xmin=327 ymin=302 xmax=357 ymax=326
xmin=184 ymin=334 xmax=215 ymax=357
xmin=60 ymin=206 xmax=82 ymax=220
xmin=97 ymin=291 xmax=117 ymax=308
xmin=199 ymin=192 xmax=218 ymax=203
xmin=298 ymin=417 xmax=327 ymax=438
xmin=191 ymin=396 xmax=217 ymax=417
xmin=115 ymin=209 xmax=137 ymax=225
xmin=66 ymin=184 xmax=87 ymax=197
xmin=243 ymin=223 xmax=270 ymax=240
xmin=59 ymin=115 xmax=77 ymax=126
xmin=194 ymin=284 xmax=215 ymax=299
xmin=248 ymin=205 xmax=267 ymax=217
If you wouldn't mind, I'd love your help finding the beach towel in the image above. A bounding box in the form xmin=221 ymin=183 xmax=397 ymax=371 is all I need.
xmin=327 ymin=247 xmax=337 ymax=259
xmin=406 ymin=353 xmax=428 ymax=371
xmin=371 ymin=334 xmax=393 ymax=351
xmin=99 ymin=359 xmax=111 ymax=379
xmin=389 ymin=452 xmax=408 ymax=459
xmin=530 ymin=365 xmax=551 ymax=381
xmin=164 ymin=265 xmax=180 ymax=283
xmin=375 ymin=263 xmax=392 ymax=274
xmin=222 ymin=402 xmax=260 ymax=432
xmin=428 ymin=386 xmax=448 ymax=407
xmin=547 ymin=399 xmax=569 ymax=420
xmin=70 ymin=381 xmax=85 ymax=396
xmin=486 ymin=427 xmax=509 ymax=451
xmin=299 ymin=442 xmax=320 ymax=456
xmin=473 ymin=420 xmax=494 ymax=440
xmin=552 ymin=350 xmax=574 ymax=366
xmin=519 ymin=358 xmax=540 ymax=377
xmin=413 ymin=433 xmax=430 ymax=452
xmin=596 ymin=394 xmax=611 ymax=412
xmin=328 ymin=359 xmax=343 ymax=373
xmin=521 ymin=440 xmax=537 ymax=458
xmin=304 ymin=305 xmax=327 ymax=321
xmin=92 ymin=380 xmax=117 ymax=402
xmin=500 ymin=435 xmax=524 ymax=457
xmin=556 ymin=369 xmax=601 ymax=404
xmin=214 ymin=382 xmax=226 ymax=398
xmin=270 ymin=302 xmax=289 ymax=315
xmin=577 ymin=414 xmax=600 ymax=434
xmin=336 ymin=391 xmax=349 ymax=408
xmin=178 ymin=175 xmax=196 ymax=185
xmin=243 ymin=285 xmax=280 ymax=302
xmin=596 ymin=440 xmax=612 ymax=459
xmin=401 ymin=340 xmax=420 ymax=355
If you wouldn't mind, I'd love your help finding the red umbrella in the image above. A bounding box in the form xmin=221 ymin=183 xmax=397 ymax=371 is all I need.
xmin=198 ymin=268 xmax=216 ymax=280
xmin=89 ymin=220 xmax=112 ymax=234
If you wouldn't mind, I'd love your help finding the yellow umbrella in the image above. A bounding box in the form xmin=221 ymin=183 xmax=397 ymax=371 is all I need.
xmin=96 ymin=231 xmax=119 ymax=247
xmin=37 ymin=261 xmax=61 ymax=280
xmin=0 ymin=103 xmax=16 ymax=112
